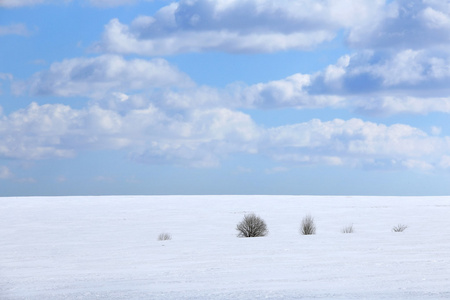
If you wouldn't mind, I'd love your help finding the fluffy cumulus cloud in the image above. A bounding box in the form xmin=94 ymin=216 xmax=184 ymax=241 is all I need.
xmin=240 ymin=73 xmax=344 ymax=109
xmin=341 ymin=0 xmax=450 ymax=115
xmin=10 ymin=0 xmax=450 ymax=116
xmin=125 ymin=49 xmax=450 ymax=114
xmin=220 ymin=47 xmax=450 ymax=114
xmin=15 ymin=49 xmax=450 ymax=115
xmin=13 ymin=55 xmax=193 ymax=98
xmin=91 ymin=0 xmax=450 ymax=55
xmin=265 ymin=118 xmax=450 ymax=170
xmin=304 ymin=49 xmax=450 ymax=115
xmin=84 ymin=1 xmax=450 ymax=114
xmin=0 ymin=102 xmax=260 ymax=167
xmin=347 ymin=0 xmax=450 ymax=50
xmin=13 ymin=55 xmax=345 ymax=110
xmin=2 ymin=100 xmax=450 ymax=170
xmin=93 ymin=0 xmax=383 ymax=55
xmin=0 ymin=103 xmax=81 ymax=159
xmin=129 ymin=107 xmax=261 ymax=167
xmin=93 ymin=77 xmax=345 ymax=112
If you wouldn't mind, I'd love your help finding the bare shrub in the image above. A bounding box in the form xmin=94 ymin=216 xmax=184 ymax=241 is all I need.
xmin=236 ymin=213 xmax=268 ymax=237
xmin=158 ymin=232 xmax=172 ymax=241
xmin=392 ymin=224 xmax=408 ymax=232
xmin=341 ymin=224 xmax=354 ymax=234
xmin=300 ymin=215 xmax=316 ymax=235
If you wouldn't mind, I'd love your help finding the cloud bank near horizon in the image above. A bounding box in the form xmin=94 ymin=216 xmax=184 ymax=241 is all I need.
xmin=1 ymin=98 xmax=450 ymax=171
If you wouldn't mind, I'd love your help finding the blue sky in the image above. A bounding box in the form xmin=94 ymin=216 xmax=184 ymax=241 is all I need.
xmin=2 ymin=0 xmax=450 ymax=196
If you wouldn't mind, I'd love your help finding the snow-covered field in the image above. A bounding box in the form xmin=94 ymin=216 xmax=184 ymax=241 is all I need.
xmin=1 ymin=195 xmax=450 ymax=299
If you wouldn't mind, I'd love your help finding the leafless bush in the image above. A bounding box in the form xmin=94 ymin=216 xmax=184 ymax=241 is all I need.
xmin=158 ymin=232 xmax=172 ymax=241
xmin=300 ymin=215 xmax=316 ymax=235
xmin=392 ymin=224 xmax=408 ymax=232
xmin=341 ymin=224 xmax=354 ymax=233
xmin=236 ymin=214 xmax=268 ymax=237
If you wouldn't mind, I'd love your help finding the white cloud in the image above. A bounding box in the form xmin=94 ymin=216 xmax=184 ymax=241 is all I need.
xmin=142 ymin=86 xmax=235 ymax=110
xmin=94 ymin=48 xmax=450 ymax=114
xmin=0 ymin=0 xmax=48 ymax=7
xmin=93 ymin=0 xmax=383 ymax=55
xmin=0 ymin=102 xmax=260 ymax=167
xmin=13 ymin=55 xmax=193 ymax=98
xmin=0 ymin=0 xmax=141 ymax=7
xmin=263 ymin=118 xmax=450 ymax=170
xmin=312 ymin=50 xmax=450 ymax=92
xmin=372 ymin=50 xmax=426 ymax=86
xmin=240 ymin=73 xmax=344 ymax=109
xmin=2 ymin=101 xmax=450 ymax=171
xmin=439 ymin=155 xmax=450 ymax=169
xmin=101 ymin=74 xmax=344 ymax=112
xmin=401 ymin=159 xmax=434 ymax=171
xmin=431 ymin=126 xmax=442 ymax=136
xmin=421 ymin=6 xmax=450 ymax=29
xmin=128 ymin=107 xmax=261 ymax=167
xmin=12 ymin=48 xmax=450 ymax=116
xmin=0 ymin=103 xmax=79 ymax=159
xmin=302 ymin=50 xmax=450 ymax=115
xmin=0 ymin=102 xmax=132 ymax=160
xmin=0 ymin=23 xmax=30 ymax=36
xmin=85 ymin=49 xmax=450 ymax=115
xmin=347 ymin=0 xmax=450 ymax=50
xmin=354 ymin=96 xmax=450 ymax=115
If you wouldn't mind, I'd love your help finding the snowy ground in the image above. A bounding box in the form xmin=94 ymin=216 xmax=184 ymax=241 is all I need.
xmin=1 ymin=195 xmax=450 ymax=299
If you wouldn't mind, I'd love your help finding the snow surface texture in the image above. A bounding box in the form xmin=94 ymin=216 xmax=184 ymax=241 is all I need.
xmin=1 ymin=195 xmax=450 ymax=299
